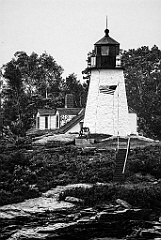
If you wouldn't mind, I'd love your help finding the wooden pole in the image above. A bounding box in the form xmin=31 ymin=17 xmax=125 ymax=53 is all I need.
xmin=117 ymin=81 xmax=119 ymax=151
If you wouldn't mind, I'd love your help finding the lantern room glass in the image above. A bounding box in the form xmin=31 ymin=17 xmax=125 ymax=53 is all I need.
xmin=101 ymin=46 xmax=109 ymax=55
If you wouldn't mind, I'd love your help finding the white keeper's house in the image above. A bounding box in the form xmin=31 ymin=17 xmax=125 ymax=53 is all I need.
xmin=36 ymin=94 xmax=84 ymax=134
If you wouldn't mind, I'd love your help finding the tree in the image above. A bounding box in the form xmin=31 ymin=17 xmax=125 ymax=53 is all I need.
xmin=122 ymin=45 xmax=161 ymax=139
xmin=1 ymin=51 xmax=89 ymax=137
xmin=65 ymin=73 xmax=88 ymax=108
xmin=36 ymin=52 xmax=64 ymax=99
xmin=2 ymin=51 xmax=65 ymax=135
xmin=14 ymin=51 xmax=39 ymax=97
xmin=2 ymin=60 xmax=26 ymax=136
xmin=0 ymin=69 xmax=3 ymax=137
xmin=14 ymin=51 xmax=64 ymax=99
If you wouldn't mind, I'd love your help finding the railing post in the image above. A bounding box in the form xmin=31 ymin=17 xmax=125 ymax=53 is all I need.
xmin=122 ymin=136 xmax=130 ymax=174
xmin=117 ymin=135 xmax=119 ymax=152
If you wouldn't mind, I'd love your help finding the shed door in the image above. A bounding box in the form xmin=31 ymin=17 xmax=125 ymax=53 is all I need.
xmin=45 ymin=116 xmax=48 ymax=129
xmin=56 ymin=115 xmax=59 ymax=128
xmin=37 ymin=117 xmax=40 ymax=129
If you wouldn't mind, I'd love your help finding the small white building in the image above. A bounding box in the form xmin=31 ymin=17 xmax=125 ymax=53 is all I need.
xmin=36 ymin=109 xmax=57 ymax=130
xmin=36 ymin=107 xmax=84 ymax=133
xmin=36 ymin=94 xmax=84 ymax=133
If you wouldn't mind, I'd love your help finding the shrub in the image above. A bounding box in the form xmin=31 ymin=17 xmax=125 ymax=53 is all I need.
xmin=0 ymin=190 xmax=13 ymax=205
xmin=126 ymin=146 xmax=161 ymax=179
xmin=1 ymin=145 xmax=161 ymax=207
xmin=59 ymin=182 xmax=161 ymax=209
xmin=59 ymin=184 xmax=117 ymax=206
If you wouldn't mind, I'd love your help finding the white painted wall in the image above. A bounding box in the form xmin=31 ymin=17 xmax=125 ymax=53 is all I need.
xmin=50 ymin=115 xmax=56 ymax=129
xmin=39 ymin=116 xmax=46 ymax=130
xmin=129 ymin=113 xmax=138 ymax=135
xmin=84 ymin=69 xmax=131 ymax=136
xmin=36 ymin=113 xmax=56 ymax=130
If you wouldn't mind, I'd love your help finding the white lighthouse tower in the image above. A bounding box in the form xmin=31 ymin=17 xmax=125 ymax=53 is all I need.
xmin=83 ymin=28 xmax=130 ymax=136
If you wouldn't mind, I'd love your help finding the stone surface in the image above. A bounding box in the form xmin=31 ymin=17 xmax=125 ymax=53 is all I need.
xmin=65 ymin=196 xmax=84 ymax=204
xmin=116 ymin=199 xmax=132 ymax=209
xmin=33 ymin=133 xmax=78 ymax=146
xmin=1 ymin=184 xmax=161 ymax=239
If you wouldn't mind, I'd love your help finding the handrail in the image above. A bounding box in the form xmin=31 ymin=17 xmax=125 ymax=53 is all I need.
xmin=117 ymin=135 xmax=119 ymax=152
xmin=122 ymin=136 xmax=130 ymax=174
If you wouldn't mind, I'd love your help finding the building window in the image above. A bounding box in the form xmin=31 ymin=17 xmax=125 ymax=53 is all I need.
xmin=56 ymin=115 xmax=59 ymax=128
xmin=101 ymin=46 xmax=109 ymax=55
xmin=37 ymin=117 xmax=40 ymax=129
xmin=45 ymin=116 xmax=48 ymax=129
xmin=91 ymin=56 xmax=96 ymax=67
xmin=96 ymin=46 xmax=101 ymax=55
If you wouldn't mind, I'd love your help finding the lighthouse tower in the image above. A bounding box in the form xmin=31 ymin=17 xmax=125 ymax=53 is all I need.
xmin=83 ymin=28 xmax=130 ymax=136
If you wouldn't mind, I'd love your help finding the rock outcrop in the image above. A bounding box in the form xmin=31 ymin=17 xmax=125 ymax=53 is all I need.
xmin=1 ymin=186 xmax=161 ymax=240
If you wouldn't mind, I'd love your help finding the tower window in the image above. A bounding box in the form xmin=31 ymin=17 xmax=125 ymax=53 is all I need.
xmin=96 ymin=46 xmax=101 ymax=55
xmin=101 ymin=46 xmax=109 ymax=55
xmin=91 ymin=56 xmax=96 ymax=67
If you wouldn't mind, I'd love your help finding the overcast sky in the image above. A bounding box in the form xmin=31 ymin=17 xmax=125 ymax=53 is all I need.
xmin=1 ymin=0 xmax=161 ymax=81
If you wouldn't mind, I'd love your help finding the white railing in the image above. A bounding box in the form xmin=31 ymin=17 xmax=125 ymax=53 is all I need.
xmin=122 ymin=136 xmax=130 ymax=174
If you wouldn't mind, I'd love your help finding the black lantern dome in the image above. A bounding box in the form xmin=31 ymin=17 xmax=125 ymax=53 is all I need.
xmin=88 ymin=29 xmax=121 ymax=69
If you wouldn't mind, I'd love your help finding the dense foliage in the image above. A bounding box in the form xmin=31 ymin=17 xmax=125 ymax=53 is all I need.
xmin=1 ymin=145 xmax=161 ymax=206
xmin=59 ymin=146 xmax=161 ymax=209
xmin=65 ymin=73 xmax=89 ymax=108
xmin=0 ymin=52 xmax=88 ymax=137
xmin=0 ymin=147 xmax=115 ymax=206
xmin=122 ymin=46 xmax=161 ymax=139
xmin=126 ymin=146 xmax=161 ymax=179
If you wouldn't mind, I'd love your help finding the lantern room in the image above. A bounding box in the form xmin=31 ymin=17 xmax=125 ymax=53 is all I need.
xmin=87 ymin=29 xmax=121 ymax=69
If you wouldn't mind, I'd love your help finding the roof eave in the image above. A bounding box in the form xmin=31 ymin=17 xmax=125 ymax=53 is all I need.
xmin=94 ymin=36 xmax=120 ymax=46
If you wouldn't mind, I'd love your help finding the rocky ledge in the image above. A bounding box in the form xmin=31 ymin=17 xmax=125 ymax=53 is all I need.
xmin=1 ymin=185 xmax=161 ymax=240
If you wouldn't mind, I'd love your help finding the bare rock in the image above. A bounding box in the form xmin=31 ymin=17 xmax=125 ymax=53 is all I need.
xmin=96 ymin=209 xmax=130 ymax=222
xmin=116 ymin=198 xmax=132 ymax=209
xmin=80 ymin=207 xmax=97 ymax=216
xmin=66 ymin=212 xmax=81 ymax=221
xmin=140 ymin=228 xmax=161 ymax=238
xmin=65 ymin=196 xmax=84 ymax=204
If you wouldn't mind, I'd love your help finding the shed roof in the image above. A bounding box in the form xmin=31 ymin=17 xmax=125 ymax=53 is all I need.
xmin=38 ymin=109 xmax=56 ymax=116
xmin=56 ymin=108 xmax=82 ymax=115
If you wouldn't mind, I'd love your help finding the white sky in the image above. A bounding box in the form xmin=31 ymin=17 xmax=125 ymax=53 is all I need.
xmin=0 ymin=0 xmax=161 ymax=81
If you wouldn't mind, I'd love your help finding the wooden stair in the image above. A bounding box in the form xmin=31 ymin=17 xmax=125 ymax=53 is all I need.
xmin=113 ymin=148 xmax=127 ymax=182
